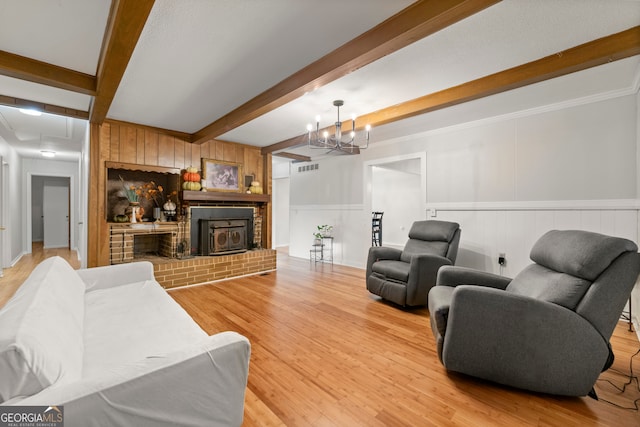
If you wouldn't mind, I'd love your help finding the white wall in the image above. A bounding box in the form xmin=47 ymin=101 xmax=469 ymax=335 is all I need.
xmin=77 ymin=125 xmax=90 ymax=267
xmin=289 ymin=94 xmax=639 ymax=273
xmin=273 ymin=177 xmax=290 ymax=248
xmin=0 ymin=140 xmax=22 ymax=265
xmin=632 ymin=88 xmax=640 ymax=334
xmin=272 ymin=160 xmax=291 ymax=248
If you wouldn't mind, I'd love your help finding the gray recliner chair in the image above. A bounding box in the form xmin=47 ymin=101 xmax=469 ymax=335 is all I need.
xmin=366 ymin=220 xmax=461 ymax=307
xmin=428 ymin=229 xmax=640 ymax=397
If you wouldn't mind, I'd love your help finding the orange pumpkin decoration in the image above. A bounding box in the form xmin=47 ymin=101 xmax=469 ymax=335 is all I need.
xmin=183 ymin=171 xmax=201 ymax=182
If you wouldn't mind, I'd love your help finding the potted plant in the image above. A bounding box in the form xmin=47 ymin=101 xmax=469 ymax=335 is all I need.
xmin=313 ymin=225 xmax=333 ymax=244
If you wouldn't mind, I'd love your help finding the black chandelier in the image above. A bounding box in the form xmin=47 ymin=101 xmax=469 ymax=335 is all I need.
xmin=306 ymin=100 xmax=371 ymax=154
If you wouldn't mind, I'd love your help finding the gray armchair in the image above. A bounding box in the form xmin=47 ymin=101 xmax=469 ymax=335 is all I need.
xmin=366 ymin=220 xmax=461 ymax=307
xmin=428 ymin=229 xmax=640 ymax=397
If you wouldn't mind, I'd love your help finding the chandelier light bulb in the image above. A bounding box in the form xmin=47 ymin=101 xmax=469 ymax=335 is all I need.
xmin=306 ymin=123 xmax=313 ymax=132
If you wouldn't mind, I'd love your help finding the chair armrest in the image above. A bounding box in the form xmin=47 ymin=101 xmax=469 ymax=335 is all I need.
xmin=443 ymin=286 xmax=608 ymax=396
xmin=406 ymin=254 xmax=453 ymax=305
xmin=14 ymin=332 xmax=250 ymax=427
xmin=436 ymin=265 xmax=512 ymax=290
xmin=78 ymin=261 xmax=156 ymax=292
xmin=366 ymin=246 xmax=402 ymax=277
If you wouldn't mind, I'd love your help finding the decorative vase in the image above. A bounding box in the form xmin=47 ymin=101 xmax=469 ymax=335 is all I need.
xmin=126 ymin=202 xmax=140 ymax=223
xmin=153 ymin=207 xmax=161 ymax=222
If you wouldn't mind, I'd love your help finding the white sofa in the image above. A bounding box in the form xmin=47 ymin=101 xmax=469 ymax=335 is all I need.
xmin=0 ymin=256 xmax=251 ymax=427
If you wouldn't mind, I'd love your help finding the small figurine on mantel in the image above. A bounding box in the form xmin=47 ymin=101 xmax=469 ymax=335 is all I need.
xmin=249 ymin=181 xmax=263 ymax=194
xmin=163 ymin=200 xmax=177 ymax=221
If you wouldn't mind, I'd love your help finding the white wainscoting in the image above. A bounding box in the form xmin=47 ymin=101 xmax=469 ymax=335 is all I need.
xmin=428 ymin=199 xmax=640 ymax=340
xmin=428 ymin=200 xmax=639 ymax=275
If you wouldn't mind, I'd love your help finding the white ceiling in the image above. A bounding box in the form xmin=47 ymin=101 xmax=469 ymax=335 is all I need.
xmin=0 ymin=105 xmax=86 ymax=161
xmin=0 ymin=0 xmax=638 ymax=161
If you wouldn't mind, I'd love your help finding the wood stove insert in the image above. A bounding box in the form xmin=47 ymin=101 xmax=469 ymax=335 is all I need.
xmin=200 ymin=218 xmax=248 ymax=255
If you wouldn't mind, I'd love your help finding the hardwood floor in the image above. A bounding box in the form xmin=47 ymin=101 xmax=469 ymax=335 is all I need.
xmin=1 ymin=246 xmax=639 ymax=425
xmin=170 ymin=251 xmax=640 ymax=426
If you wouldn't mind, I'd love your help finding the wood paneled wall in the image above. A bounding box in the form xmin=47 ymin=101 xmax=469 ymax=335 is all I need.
xmin=88 ymin=120 xmax=271 ymax=267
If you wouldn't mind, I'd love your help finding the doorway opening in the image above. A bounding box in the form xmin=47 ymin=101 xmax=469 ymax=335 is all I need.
xmin=364 ymin=153 xmax=426 ymax=248
xmin=30 ymin=175 xmax=72 ymax=251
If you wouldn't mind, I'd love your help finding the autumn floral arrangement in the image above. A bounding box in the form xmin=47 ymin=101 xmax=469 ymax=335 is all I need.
xmin=138 ymin=181 xmax=178 ymax=207
xmin=119 ymin=175 xmax=176 ymax=206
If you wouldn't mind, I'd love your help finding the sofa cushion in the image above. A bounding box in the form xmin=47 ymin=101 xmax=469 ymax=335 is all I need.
xmin=83 ymin=280 xmax=207 ymax=378
xmin=0 ymin=257 xmax=85 ymax=403
xmin=506 ymin=264 xmax=591 ymax=310
xmin=371 ymin=260 xmax=410 ymax=282
xmin=401 ymin=240 xmax=449 ymax=263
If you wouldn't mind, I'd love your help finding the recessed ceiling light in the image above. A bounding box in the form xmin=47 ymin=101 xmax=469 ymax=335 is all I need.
xmin=41 ymin=151 xmax=55 ymax=158
xmin=19 ymin=108 xmax=42 ymax=116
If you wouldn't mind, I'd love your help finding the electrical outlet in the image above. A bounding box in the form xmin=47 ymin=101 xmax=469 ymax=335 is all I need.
xmin=498 ymin=253 xmax=506 ymax=266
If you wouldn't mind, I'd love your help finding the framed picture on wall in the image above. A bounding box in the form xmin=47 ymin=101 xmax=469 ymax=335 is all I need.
xmin=201 ymin=159 xmax=243 ymax=192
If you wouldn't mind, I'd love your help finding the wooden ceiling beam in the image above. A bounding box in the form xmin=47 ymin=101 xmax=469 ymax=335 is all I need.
xmin=362 ymin=26 xmax=640 ymax=128
xmin=273 ymin=152 xmax=312 ymax=162
xmin=90 ymin=0 xmax=155 ymax=124
xmin=192 ymin=0 xmax=501 ymax=144
xmin=264 ymin=135 xmax=309 ymax=155
xmin=0 ymin=50 xmax=96 ymax=95
xmin=263 ymin=25 xmax=640 ymax=154
xmin=0 ymin=94 xmax=89 ymax=120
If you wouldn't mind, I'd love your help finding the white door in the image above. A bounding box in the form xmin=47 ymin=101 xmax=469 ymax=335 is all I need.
xmin=43 ymin=182 xmax=69 ymax=249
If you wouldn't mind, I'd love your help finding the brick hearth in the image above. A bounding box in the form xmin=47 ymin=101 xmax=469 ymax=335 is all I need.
xmin=109 ymin=221 xmax=276 ymax=289
xmin=152 ymin=249 xmax=276 ymax=289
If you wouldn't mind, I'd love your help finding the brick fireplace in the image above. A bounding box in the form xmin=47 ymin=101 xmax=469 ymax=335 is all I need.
xmin=110 ymin=223 xmax=181 ymax=264
xmin=108 ymin=195 xmax=275 ymax=289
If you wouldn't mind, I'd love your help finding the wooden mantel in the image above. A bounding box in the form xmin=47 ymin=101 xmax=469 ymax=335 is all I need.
xmin=181 ymin=190 xmax=270 ymax=203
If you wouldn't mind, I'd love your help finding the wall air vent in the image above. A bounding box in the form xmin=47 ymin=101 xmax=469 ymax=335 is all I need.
xmin=297 ymin=163 xmax=319 ymax=173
